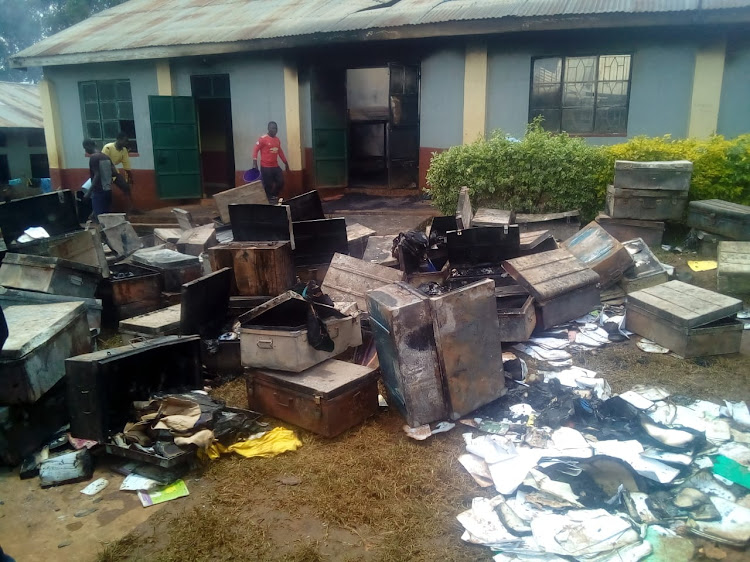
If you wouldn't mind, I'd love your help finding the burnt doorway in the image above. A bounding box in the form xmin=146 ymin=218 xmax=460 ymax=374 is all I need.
xmin=312 ymin=63 xmax=420 ymax=190
xmin=191 ymin=74 xmax=235 ymax=196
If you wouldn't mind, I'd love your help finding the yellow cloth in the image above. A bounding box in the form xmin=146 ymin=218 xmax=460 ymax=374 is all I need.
xmin=687 ymin=260 xmax=718 ymax=272
xmin=200 ymin=427 xmax=301 ymax=461
xmin=102 ymin=142 xmax=131 ymax=170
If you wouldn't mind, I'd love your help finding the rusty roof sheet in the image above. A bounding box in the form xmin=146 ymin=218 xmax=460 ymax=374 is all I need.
xmin=0 ymin=82 xmax=43 ymax=129
xmin=12 ymin=0 xmax=750 ymax=66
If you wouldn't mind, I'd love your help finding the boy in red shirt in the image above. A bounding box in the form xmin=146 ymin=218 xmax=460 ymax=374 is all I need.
xmin=252 ymin=121 xmax=289 ymax=202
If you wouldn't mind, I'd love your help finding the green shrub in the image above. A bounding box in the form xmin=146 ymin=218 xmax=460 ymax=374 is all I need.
xmin=426 ymin=124 xmax=750 ymax=222
xmin=425 ymin=120 xmax=609 ymax=220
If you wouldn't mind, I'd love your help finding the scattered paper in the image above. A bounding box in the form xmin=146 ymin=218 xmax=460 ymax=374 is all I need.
xmin=637 ymin=339 xmax=669 ymax=354
xmin=403 ymin=421 xmax=455 ymax=440
xmin=458 ymin=454 xmax=493 ymax=487
xmin=120 ymin=473 xmax=161 ymax=491
xmin=80 ymin=478 xmax=109 ymax=496
xmin=512 ymin=343 xmax=571 ymax=362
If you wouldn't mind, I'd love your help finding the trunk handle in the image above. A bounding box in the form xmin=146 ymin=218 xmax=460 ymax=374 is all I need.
xmin=257 ymin=339 xmax=274 ymax=349
xmin=273 ymin=392 xmax=293 ymax=408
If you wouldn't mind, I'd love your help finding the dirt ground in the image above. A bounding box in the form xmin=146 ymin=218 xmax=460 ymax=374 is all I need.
xmin=1 ymin=226 xmax=749 ymax=562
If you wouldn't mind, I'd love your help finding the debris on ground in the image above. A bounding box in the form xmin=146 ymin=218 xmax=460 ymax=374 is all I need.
xmin=0 ymin=173 xmax=748 ymax=560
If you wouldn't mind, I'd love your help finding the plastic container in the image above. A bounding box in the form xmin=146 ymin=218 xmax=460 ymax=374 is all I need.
xmin=243 ymin=168 xmax=261 ymax=183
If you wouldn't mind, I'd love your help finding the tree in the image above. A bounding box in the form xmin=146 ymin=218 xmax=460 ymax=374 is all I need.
xmin=0 ymin=0 xmax=127 ymax=82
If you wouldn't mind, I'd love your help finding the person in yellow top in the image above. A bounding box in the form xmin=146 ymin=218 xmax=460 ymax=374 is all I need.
xmin=102 ymin=131 xmax=138 ymax=213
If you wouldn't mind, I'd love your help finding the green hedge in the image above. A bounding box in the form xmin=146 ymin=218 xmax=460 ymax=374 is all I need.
xmin=425 ymin=121 xmax=750 ymax=221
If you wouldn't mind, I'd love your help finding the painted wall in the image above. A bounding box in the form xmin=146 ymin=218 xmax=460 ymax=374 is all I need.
xmin=717 ymin=39 xmax=750 ymax=138
xmin=45 ymin=61 xmax=158 ymax=170
xmin=486 ymin=33 xmax=697 ymax=145
xmin=0 ymin=128 xmax=47 ymax=180
xmin=171 ymin=56 xmax=287 ymax=171
xmin=420 ymin=48 xmax=465 ymax=149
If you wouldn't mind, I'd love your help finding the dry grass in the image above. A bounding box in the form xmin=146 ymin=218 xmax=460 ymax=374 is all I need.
xmin=96 ymin=405 xmax=489 ymax=562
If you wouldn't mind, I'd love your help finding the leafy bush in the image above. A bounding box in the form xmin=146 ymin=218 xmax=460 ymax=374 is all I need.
xmin=603 ymin=134 xmax=750 ymax=204
xmin=426 ymin=123 xmax=750 ymax=222
xmin=426 ymin=120 xmax=610 ymax=220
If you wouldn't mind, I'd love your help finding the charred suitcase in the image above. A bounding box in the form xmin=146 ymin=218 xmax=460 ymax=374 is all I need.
xmin=180 ymin=268 xmax=232 ymax=338
xmin=292 ymin=218 xmax=349 ymax=266
xmin=366 ymin=283 xmax=446 ymax=426
xmin=229 ymin=204 xmax=294 ymax=247
xmin=606 ymin=185 xmax=688 ymax=221
xmin=717 ymin=241 xmax=750 ymax=295
xmin=614 ymin=160 xmax=693 ymax=192
xmin=65 ymin=336 xmax=202 ymax=442
xmin=283 ymin=190 xmax=325 ymax=222
xmin=246 ymin=359 xmax=378 ymax=438
xmin=118 ymin=304 xmax=181 ymax=344
xmin=620 ymin=238 xmax=669 ymax=294
xmin=0 ymin=190 xmax=80 ymax=245
xmin=562 ymin=221 xmax=634 ymax=289
xmin=208 ymin=241 xmax=295 ymax=296
xmin=429 ymin=279 xmax=505 ymax=419
xmin=1 ymin=301 xmax=91 ymax=404
xmin=367 ymin=280 xmax=505 ymax=425
xmin=238 ymin=291 xmax=362 ymax=373
xmin=496 ymin=289 xmax=536 ymax=342
xmin=626 ymin=280 xmax=743 ymax=358
xmin=447 ymin=226 xmax=520 ymax=265
xmin=322 ymin=253 xmax=405 ymax=313
xmin=132 ymin=246 xmax=203 ymax=292
xmin=12 ymin=229 xmax=109 ymax=277
xmin=595 ymin=213 xmax=665 ymax=247
xmin=213 ymin=180 xmax=268 ymax=224
xmin=687 ymin=200 xmax=750 ymax=240
xmin=0 ymin=253 xmax=101 ymax=299
xmin=503 ymin=249 xmax=601 ymax=330
xmin=97 ymin=263 xmax=163 ymax=323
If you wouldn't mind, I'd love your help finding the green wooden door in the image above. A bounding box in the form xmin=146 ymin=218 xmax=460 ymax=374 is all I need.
xmin=149 ymin=96 xmax=202 ymax=199
xmin=311 ymin=67 xmax=348 ymax=188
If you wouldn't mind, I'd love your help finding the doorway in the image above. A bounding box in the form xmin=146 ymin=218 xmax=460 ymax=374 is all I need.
xmin=311 ymin=63 xmax=420 ymax=190
xmin=190 ymin=74 xmax=235 ymax=196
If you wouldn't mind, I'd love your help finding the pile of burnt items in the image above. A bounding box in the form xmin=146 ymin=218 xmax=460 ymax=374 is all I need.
xmin=456 ymin=367 xmax=750 ymax=557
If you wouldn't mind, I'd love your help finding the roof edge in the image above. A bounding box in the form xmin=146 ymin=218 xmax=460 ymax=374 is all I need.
xmin=11 ymin=9 xmax=750 ymax=69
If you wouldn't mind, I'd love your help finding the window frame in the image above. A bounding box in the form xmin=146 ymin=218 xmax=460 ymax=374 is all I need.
xmin=78 ymin=79 xmax=139 ymax=154
xmin=528 ymin=53 xmax=633 ymax=137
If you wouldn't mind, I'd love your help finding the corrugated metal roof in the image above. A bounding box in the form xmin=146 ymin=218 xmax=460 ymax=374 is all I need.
xmin=0 ymin=82 xmax=43 ymax=129
xmin=12 ymin=0 xmax=750 ymax=66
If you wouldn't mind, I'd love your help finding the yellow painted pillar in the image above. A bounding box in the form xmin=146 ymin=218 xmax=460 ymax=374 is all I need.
xmin=688 ymin=39 xmax=726 ymax=138
xmin=283 ymin=61 xmax=303 ymax=170
xmin=463 ymin=43 xmax=488 ymax=144
xmin=38 ymin=78 xmax=65 ymax=170
xmin=156 ymin=60 xmax=174 ymax=96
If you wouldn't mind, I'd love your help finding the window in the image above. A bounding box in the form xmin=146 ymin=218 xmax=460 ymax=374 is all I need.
xmin=0 ymin=155 xmax=9 ymax=183
xmin=27 ymin=129 xmax=46 ymax=147
xmin=190 ymin=74 xmax=231 ymax=99
xmin=30 ymin=153 xmax=50 ymax=178
xmin=529 ymin=54 xmax=631 ymax=135
xmin=79 ymin=79 xmax=138 ymax=152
